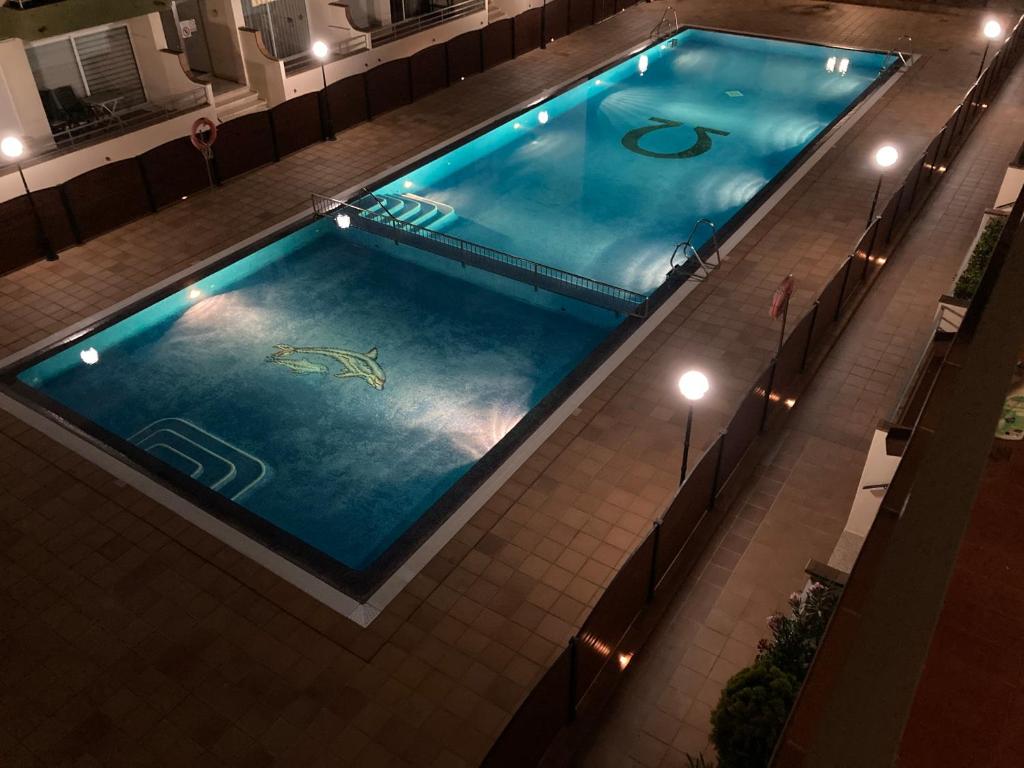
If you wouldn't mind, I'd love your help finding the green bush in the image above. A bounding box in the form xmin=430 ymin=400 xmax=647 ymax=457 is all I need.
xmin=710 ymin=663 xmax=797 ymax=768
xmin=756 ymin=581 xmax=841 ymax=682
xmin=953 ymin=217 xmax=1006 ymax=300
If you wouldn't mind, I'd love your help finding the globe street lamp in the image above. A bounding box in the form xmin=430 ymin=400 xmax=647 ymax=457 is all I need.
xmin=312 ymin=40 xmax=336 ymax=141
xmin=2 ymin=136 xmax=56 ymax=261
xmin=866 ymin=144 xmax=898 ymax=228
xmin=678 ymin=370 xmax=710 ymax=484
xmin=979 ymin=20 xmax=1003 ymax=77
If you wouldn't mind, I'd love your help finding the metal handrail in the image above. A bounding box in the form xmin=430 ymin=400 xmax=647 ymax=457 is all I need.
xmin=369 ymin=0 xmax=486 ymax=46
xmin=358 ymin=187 xmax=403 ymax=226
xmin=669 ymin=218 xmax=721 ymax=279
xmin=312 ymin=193 xmax=649 ymax=316
xmin=650 ymin=6 xmax=679 ymax=40
xmin=885 ymin=34 xmax=913 ymax=70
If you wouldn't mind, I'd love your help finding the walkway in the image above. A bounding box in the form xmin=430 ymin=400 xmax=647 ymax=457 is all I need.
xmin=581 ymin=44 xmax=1024 ymax=768
xmin=0 ymin=1 xmax=1016 ymax=766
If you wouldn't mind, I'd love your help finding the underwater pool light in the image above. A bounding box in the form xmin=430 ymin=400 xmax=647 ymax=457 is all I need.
xmin=826 ymin=56 xmax=836 ymax=73
xmin=838 ymin=57 xmax=850 ymax=75
xmin=638 ymin=54 xmax=649 ymax=75
xmin=538 ymin=110 xmax=549 ymax=124
xmin=335 ymin=213 xmax=351 ymax=229
xmin=188 ymin=288 xmax=202 ymax=300
xmin=80 ymin=348 xmax=99 ymax=365
xmin=403 ymin=180 xmax=414 ymax=189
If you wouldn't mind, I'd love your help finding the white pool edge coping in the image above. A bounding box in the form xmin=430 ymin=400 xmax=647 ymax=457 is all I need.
xmin=0 ymin=40 xmax=910 ymax=627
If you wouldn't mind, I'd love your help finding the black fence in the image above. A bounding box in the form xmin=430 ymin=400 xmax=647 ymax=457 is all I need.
xmin=482 ymin=14 xmax=1024 ymax=768
xmin=0 ymin=0 xmax=642 ymax=276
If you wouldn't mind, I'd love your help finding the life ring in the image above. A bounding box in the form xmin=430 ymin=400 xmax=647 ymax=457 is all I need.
xmin=190 ymin=117 xmax=218 ymax=151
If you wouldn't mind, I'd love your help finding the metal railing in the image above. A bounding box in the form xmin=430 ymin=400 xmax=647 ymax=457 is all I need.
xmin=369 ymin=0 xmax=486 ymax=46
xmin=312 ymin=193 xmax=649 ymax=316
xmin=483 ymin=12 xmax=1024 ymax=768
xmin=650 ymin=5 xmax=679 ymax=40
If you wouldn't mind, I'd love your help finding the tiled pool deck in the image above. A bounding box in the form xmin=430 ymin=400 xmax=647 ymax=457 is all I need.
xmin=0 ymin=1 xmax=1018 ymax=766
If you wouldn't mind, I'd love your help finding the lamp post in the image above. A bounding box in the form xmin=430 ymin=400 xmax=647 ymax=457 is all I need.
xmin=866 ymin=144 xmax=898 ymax=228
xmin=2 ymin=136 xmax=56 ymax=261
xmin=678 ymin=370 xmax=710 ymax=484
xmin=978 ymin=20 xmax=1003 ymax=77
xmin=312 ymin=40 xmax=336 ymax=141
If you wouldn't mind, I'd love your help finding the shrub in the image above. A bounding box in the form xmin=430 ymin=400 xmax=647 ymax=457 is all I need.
xmin=953 ymin=216 xmax=1006 ymax=300
xmin=756 ymin=581 xmax=841 ymax=682
xmin=710 ymin=663 xmax=797 ymax=768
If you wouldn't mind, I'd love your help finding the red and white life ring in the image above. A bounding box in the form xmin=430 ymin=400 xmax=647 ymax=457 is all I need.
xmin=190 ymin=117 xmax=218 ymax=151
xmin=770 ymin=274 xmax=795 ymax=320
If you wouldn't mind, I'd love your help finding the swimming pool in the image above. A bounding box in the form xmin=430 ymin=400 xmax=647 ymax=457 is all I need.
xmin=368 ymin=29 xmax=893 ymax=294
xmin=2 ymin=27 xmax=896 ymax=610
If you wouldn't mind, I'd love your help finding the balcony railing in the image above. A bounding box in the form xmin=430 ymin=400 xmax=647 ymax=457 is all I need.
xmin=369 ymin=0 xmax=486 ymax=46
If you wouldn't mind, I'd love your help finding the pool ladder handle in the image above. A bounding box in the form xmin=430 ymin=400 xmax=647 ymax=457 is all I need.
xmin=650 ymin=5 xmax=679 ymax=41
xmin=669 ymin=218 xmax=721 ymax=281
xmin=885 ymin=34 xmax=913 ymax=71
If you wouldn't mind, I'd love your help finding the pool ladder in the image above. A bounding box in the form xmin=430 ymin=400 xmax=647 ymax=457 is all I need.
xmin=650 ymin=5 xmax=678 ymax=42
xmin=884 ymin=34 xmax=913 ymax=71
xmin=669 ymin=218 xmax=721 ymax=281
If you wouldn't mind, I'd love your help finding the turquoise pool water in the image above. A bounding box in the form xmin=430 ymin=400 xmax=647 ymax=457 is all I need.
xmin=12 ymin=29 xmax=891 ymax=591
xmin=17 ymin=223 xmax=617 ymax=572
xmin=372 ymin=29 xmax=890 ymax=293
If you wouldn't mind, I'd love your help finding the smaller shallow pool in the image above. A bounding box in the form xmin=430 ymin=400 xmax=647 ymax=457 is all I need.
xmin=14 ymin=222 xmax=618 ymax=591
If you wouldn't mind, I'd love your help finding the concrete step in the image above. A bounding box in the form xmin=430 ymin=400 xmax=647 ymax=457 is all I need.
xmin=214 ymin=90 xmax=267 ymax=123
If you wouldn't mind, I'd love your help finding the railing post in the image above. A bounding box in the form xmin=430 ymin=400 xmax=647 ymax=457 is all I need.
xmin=709 ymin=431 xmax=726 ymax=510
xmin=567 ymin=635 xmax=578 ymax=722
xmin=760 ymin=359 xmax=777 ymax=433
xmin=885 ymin=187 xmax=904 ymax=245
xmin=647 ymin=520 xmax=661 ymax=602
xmin=834 ymin=257 xmax=852 ymax=321
xmin=541 ymin=0 xmax=548 ymax=49
xmin=801 ymin=301 xmax=819 ymax=372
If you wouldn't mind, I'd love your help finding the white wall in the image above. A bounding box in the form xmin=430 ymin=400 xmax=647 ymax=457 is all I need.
xmin=127 ymin=13 xmax=214 ymax=106
xmin=0 ymin=38 xmax=53 ymax=146
xmin=204 ymin=0 xmax=247 ymax=82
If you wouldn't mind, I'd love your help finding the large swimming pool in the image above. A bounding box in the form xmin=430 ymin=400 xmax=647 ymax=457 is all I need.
xmin=3 ymin=28 xmax=894 ymax=606
xmin=370 ymin=29 xmax=891 ymax=294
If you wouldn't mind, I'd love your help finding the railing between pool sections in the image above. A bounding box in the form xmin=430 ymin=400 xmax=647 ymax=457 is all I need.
xmin=310 ymin=192 xmax=650 ymax=317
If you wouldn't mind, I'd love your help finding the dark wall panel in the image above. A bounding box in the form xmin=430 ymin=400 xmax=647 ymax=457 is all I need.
xmin=447 ymin=30 xmax=482 ymax=82
xmin=410 ymin=44 xmax=448 ymax=100
xmin=63 ymin=160 xmax=150 ymax=241
xmin=213 ymin=111 xmax=276 ymax=182
xmin=271 ymin=92 xmax=323 ymax=157
xmin=514 ymin=8 xmax=542 ymax=56
xmin=327 ymin=73 xmax=368 ymax=131
xmin=0 ymin=196 xmax=47 ymax=274
xmin=594 ymin=0 xmax=614 ymax=22
xmin=568 ymin=0 xmax=592 ymax=33
xmin=482 ymin=19 xmax=514 ymax=70
xmin=544 ymin=0 xmax=569 ymax=41
xmin=36 ymin=187 xmax=77 ymax=251
xmin=139 ymin=136 xmax=209 ymax=209
xmin=366 ymin=59 xmax=412 ymax=117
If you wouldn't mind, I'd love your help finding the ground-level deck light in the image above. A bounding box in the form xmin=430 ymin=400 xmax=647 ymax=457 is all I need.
xmin=866 ymin=144 xmax=898 ymax=228
xmin=678 ymin=370 xmax=710 ymax=483
xmin=979 ymin=20 xmax=1003 ymax=77
xmin=312 ymin=40 xmax=336 ymax=141
xmin=2 ymin=136 xmax=56 ymax=261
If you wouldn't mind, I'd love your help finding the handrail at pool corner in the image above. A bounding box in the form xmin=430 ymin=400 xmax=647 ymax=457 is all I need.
xmin=311 ymin=193 xmax=651 ymax=317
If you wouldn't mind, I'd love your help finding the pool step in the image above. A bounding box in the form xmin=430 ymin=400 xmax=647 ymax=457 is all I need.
xmin=362 ymin=192 xmax=455 ymax=229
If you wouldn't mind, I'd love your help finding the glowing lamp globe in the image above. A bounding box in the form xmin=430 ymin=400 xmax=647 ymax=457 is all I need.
xmin=874 ymin=145 xmax=898 ymax=169
xmin=1 ymin=136 xmax=24 ymax=160
xmin=312 ymin=40 xmax=329 ymax=60
xmin=678 ymin=370 xmax=709 ymax=402
xmin=983 ymin=20 xmax=1003 ymax=40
